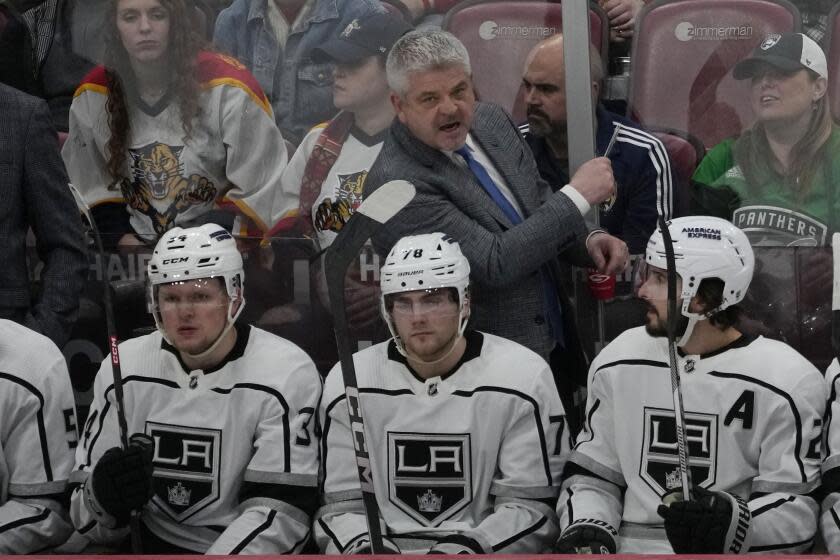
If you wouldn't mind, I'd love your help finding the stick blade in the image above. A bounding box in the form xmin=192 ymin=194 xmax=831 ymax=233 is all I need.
xmin=356 ymin=179 xmax=416 ymax=224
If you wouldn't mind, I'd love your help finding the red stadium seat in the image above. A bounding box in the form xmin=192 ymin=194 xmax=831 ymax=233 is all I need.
xmin=443 ymin=0 xmax=609 ymax=123
xmin=627 ymin=0 xmax=800 ymax=151
xmin=826 ymin=2 xmax=840 ymax=122
xmin=649 ymin=127 xmax=705 ymax=217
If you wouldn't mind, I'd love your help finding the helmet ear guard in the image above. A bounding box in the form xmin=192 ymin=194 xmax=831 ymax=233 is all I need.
xmin=147 ymin=224 xmax=245 ymax=345
xmin=379 ymin=233 xmax=471 ymax=356
xmin=644 ymin=216 xmax=755 ymax=345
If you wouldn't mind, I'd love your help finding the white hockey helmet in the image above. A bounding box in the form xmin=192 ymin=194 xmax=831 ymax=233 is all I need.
xmin=148 ymin=224 xmax=245 ymax=344
xmin=380 ymin=233 xmax=471 ymax=351
xmin=644 ymin=216 xmax=754 ymax=344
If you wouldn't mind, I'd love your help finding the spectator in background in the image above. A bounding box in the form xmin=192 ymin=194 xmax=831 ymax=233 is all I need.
xmin=0 ymin=82 xmax=87 ymax=348
xmin=271 ymin=10 xmax=410 ymax=243
xmin=519 ymin=34 xmax=673 ymax=254
xmin=599 ymin=0 xmax=644 ymax=44
xmin=791 ymin=0 xmax=836 ymax=44
xmin=63 ymin=0 xmax=286 ymax=250
xmin=264 ymin=10 xmax=409 ymax=363
xmin=19 ymin=0 xmax=105 ymax=132
xmin=213 ymin=0 xmax=384 ymax=146
xmin=363 ymin=29 xmax=627 ymax=430
xmin=0 ymin=3 xmax=38 ymax=93
xmin=692 ymin=32 xmax=838 ymax=247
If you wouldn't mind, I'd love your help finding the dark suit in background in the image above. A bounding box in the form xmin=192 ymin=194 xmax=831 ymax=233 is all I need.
xmin=365 ymin=102 xmax=592 ymax=385
xmin=0 ymin=83 xmax=87 ymax=347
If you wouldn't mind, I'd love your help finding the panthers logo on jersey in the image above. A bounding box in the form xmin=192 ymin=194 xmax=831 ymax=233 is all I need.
xmin=388 ymin=432 xmax=472 ymax=527
xmin=639 ymin=407 xmax=718 ymax=496
xmin=146 ymin=422 xmax=222 ymax=522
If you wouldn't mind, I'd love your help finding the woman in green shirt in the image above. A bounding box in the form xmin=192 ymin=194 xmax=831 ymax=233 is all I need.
xmin=692 ymin=32 xmax=837 ymax=247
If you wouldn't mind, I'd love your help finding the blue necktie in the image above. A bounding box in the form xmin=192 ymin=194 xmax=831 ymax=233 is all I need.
xmin=455 ymin=145 xmax=564 ymax=346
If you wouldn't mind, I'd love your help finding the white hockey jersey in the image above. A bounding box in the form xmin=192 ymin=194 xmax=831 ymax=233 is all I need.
xmin=560 ymin=327 xmax=825 ymax=553
xmin=62 ymin=52 xmax=287 ymax=240
xmin=315 ymin=331 xmax=569 ymax=554
xmin=69 ymin=324 xmax=321 ymax=553
xmin=273 ymin=122 xmax=385 ymax=249
xmin=820 ymin=358 xmax=840 ymax=551
xmin=0 ymin=319 xmax=77 ymax=553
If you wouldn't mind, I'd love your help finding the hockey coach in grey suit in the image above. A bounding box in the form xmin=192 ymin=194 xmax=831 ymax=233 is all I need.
xmin=364 ymin=29 xmax=628 ymax=414
xmin=0 ymin=83 xmax=87 ymax=347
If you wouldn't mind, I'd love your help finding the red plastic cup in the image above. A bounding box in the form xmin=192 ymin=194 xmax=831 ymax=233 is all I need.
xmin=587 ymin=268 xmax=616 ymax=300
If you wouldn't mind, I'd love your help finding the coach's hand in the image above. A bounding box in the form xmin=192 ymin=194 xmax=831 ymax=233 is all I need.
xmin=587 ymin=232 xmax=629 ymax=276
xmin=87 ymin=433 xmax=155 ymax=527
xmin=569 ymin=157 xmax=616 ymax=206
xmin=658 ymin=486 xmax=752 ymax=553
xmin=555 ymin=522 xmax=617 ymax=554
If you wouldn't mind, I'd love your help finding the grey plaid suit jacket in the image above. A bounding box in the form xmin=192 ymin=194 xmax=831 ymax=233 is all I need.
xmin=0 ymin=83 xmax=87 ymax=347
xmin=365 ymin=102 xmax=592 ymax=370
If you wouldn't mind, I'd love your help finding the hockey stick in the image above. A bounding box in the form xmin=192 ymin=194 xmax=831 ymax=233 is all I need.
xmin=658 ymin=217 xmax=693 ymax=501
xmin=833 ymin=233 xmax=840 ymax=362
xmin=68 ymin=184 xmax=143 ymax=553
xmin=325 ymin=179 xmax=416 ymax=554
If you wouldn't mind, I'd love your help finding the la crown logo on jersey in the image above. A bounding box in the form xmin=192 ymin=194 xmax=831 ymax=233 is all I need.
xmin=167 ymin=482 xmax=192 ymax=506
xmin=146 ymin=421 xmax=222 ymax=522
xmin=388 ymin=432 xmax=472 ymax=526
xmin=639 ymin=407 xmax=718 ymax=497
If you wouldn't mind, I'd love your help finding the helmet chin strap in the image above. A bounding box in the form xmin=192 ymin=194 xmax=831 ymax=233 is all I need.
xmin=676 ymin=305 xmax=722 ymax=348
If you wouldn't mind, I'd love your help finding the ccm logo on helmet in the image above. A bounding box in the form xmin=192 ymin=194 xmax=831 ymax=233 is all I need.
xmin=162 ymin=257 xmax=190 ymax=265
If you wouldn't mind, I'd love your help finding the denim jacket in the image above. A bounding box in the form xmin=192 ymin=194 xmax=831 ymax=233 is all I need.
xmin=214 ymin=0 xmax=383 ymax=145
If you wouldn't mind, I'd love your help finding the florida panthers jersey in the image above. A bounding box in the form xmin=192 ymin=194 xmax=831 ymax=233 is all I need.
xmin=0 ymin=319 xmax=77 ymax=553
xmin=561 ymin=327 xmax=824 ymax=553
xmin=63 ymin=51 xmax=286 ymax=241
xmin=821 ymin=358 xmax=840 ymax=552
xmin=69 ymin=325 xmax=321 ymax=553
xmin=275 ymin=122 xmax=385 ymax=249
xmin=315 ymin=331 xmax=569 ymax=554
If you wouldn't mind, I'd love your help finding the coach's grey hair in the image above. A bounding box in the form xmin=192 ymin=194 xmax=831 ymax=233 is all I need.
xmin=386 ymin=29 xmax=472 ymax=97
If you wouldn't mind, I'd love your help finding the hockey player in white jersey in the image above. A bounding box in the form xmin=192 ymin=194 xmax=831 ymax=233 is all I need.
xmin=315 ymin=233 xmax=569 ymax=554
xmin=69 ymin=224 xmax=322 ymax=553
xmin=0 ymin=320 xmax=77 ymax=552
xmin=557 ymin=216 xmax=825 ymax=554
xmin=822 ymin=357 xmax=840 ymax=551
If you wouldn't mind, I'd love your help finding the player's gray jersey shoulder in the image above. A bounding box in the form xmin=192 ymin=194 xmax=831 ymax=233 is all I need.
xmin=722 ymin=335 xmax=823 ymax=392
xmin=591 ymin=326 xmax=667 ymax=370
xmin=0 ymin=318 xmax=69 ymax=391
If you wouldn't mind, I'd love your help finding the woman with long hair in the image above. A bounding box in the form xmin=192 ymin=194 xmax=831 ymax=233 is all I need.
xmin=692 ymin=32 xmax=838 ymax=247
xmin=63 ymin=0 xmax=288 ymax=249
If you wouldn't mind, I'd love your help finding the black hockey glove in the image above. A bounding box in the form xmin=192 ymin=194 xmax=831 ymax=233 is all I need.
xmin=87 ymin=433 xmax=155 ymax=527
xmin=427 ymin=534 xmax=484 ymax=554
xmin=554 ymin=522 xmax=617 ymax=554
xmin=657 ymin=486 xmax=751 ymax=554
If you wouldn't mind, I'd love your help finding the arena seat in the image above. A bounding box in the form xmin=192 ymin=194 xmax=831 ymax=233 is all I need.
xmin=826 ymin=2 xmax=840 ymax=122
xmin=648 ymin=127 xmax=705 ymax=217
xmin=627 ymin=0 xmax=800 ymax=151
xmin=443 ymin=0 xmax=609 ymax=123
